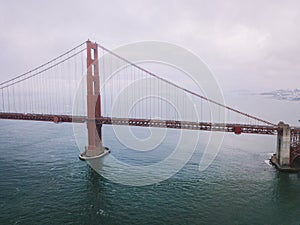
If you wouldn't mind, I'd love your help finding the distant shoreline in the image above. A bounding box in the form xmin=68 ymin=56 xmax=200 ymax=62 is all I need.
xmin=258 ymin=89 xmax=300 ymax=101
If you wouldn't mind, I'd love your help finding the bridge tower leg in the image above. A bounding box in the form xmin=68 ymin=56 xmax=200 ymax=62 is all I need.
xmin=85 ymin=40 xmax=102 ymax=157
xmin=80 ymin=40 xmax=106 ymax=159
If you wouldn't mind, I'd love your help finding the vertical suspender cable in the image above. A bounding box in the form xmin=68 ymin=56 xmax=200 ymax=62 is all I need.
xmin=12 ymin=85 xmax=16 ymax=112
xmin=7 ymin=88 xmax=10 ymax=112
xmin=48 ymin=67 xmax=52 ymax=114
xmin=109 ymin=54 xmax=113 ymax=117
xmin=1 ymin=89 xmax=4 ymax=111
xmin=67 ymin=53 xmax=72 ymax=114
xmin=80 ymin=50 xmax=84 ymax=116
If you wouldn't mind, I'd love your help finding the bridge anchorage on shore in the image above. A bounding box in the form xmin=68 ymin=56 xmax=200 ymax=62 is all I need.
xmin=0 ymin=40 xmax=299 ymax=171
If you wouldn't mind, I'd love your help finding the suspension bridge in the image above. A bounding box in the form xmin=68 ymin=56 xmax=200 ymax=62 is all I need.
xmin=0 ymin=40 xmax=299 ymax=171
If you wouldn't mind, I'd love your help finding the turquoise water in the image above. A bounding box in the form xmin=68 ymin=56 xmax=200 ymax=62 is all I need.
xmin=1 ymin=94 xmax=300 ymax=224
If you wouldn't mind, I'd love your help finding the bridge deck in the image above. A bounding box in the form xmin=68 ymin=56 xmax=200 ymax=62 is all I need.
xmin=0 ymin=112 xmax=280 ymax=135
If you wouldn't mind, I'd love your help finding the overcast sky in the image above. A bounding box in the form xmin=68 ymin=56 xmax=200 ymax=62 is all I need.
xmin=0 ymin=0 xmax=299 ymax=92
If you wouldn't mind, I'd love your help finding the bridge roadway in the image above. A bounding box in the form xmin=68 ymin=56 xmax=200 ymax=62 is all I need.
xmin=0 ymin=112 xmax=280 ymax=135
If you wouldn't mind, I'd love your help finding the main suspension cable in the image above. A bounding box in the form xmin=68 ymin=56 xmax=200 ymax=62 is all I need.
xmin=0 ymin=41 xmax=86 ymax=86
xmin=97 ymin=43 xmax=276 ymax=126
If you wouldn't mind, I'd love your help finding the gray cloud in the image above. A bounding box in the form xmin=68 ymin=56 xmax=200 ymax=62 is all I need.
xmin=1 ymin=0 xmax=300 ymax=91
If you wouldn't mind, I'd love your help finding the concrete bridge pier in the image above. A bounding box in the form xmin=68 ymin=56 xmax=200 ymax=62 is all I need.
xmin=271 ymin=122 xmax=300 ymax=171
xmin=274 ymin=122 xmax=291 ymax=168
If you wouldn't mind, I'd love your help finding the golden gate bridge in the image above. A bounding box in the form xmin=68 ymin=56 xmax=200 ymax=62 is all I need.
xmin=0 ymin=40 xmax=299 ymax=171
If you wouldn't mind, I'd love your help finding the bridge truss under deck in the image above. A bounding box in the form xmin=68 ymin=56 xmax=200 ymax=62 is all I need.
xmin=0 ymin=112 xmax=277 ymax=135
